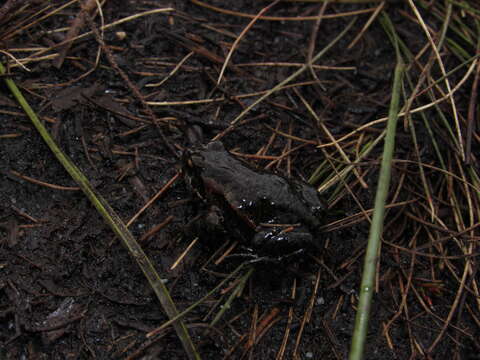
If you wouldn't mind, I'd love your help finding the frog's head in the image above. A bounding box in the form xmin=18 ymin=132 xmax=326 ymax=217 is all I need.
xmin=182 ymin=146 xmax=206 ymax=198
xmin=183 ymin=141 xmax=225 ymax=171
xmin=183 ymin=141 xmax=229 ymax=199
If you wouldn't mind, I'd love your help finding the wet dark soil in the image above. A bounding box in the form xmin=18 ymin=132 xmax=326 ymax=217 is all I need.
xmin=1 ymin=1 xmax=479 ymax=359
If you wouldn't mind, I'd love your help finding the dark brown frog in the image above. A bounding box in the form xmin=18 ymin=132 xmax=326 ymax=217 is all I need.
xmin=184 ymin=141 xmax=325 ymax=261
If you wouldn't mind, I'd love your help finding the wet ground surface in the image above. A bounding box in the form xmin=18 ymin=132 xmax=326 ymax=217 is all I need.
xmin=1 ymin=1 xmax=479 ymax=359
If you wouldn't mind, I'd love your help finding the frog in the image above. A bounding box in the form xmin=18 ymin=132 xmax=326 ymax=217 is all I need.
xmin=183 ymin=141 xmax=325 ymax=262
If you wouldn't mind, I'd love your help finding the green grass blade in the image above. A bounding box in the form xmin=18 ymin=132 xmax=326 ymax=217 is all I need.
xmin=348 ymin=61 xmax=405 ymax=360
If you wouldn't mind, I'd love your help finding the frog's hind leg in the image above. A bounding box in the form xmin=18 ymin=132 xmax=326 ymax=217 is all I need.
xmin=247 ymin=248 xmax=307 ymax=264
xmin=252 ymin=228 xmax=313 ymax=254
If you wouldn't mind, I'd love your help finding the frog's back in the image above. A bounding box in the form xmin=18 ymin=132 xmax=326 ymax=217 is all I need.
xmin=201 ymin=142 xmax=324 ymax=229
